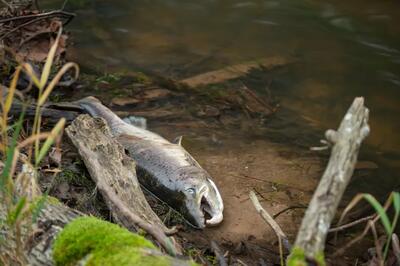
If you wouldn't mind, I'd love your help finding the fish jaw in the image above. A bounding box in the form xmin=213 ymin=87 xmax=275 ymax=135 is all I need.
xmin=185 ymin=198 xmax=206 ymax=229
xmin=185 ymin=178 xmax=224 ymax=228
xmin=203 ymin=178 xmax=224 ymax=226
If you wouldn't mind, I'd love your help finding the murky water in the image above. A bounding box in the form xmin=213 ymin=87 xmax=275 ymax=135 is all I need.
xmin=62 ymin=0 xmax=400 ymax=187
xmin=49 ymin=0 xmax=400 ymax=247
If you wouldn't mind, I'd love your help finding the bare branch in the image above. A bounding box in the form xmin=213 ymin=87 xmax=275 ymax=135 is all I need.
xmin=249 ymin=190 xmax=291 ymax=252
xmin=292 ymin=97 xmax=370 ymax=259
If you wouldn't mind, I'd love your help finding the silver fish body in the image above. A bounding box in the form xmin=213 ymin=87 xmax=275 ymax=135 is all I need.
xmin=78 ymin=97 xmax=224 ymax=228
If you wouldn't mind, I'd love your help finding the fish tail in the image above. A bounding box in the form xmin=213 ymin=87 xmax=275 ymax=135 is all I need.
xmin=77 ymin=96 xmax=125 ymax=130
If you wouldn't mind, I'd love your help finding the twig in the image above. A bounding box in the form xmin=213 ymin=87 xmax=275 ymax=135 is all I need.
xmin=273 ymin=205 xmax=307 ymax=219
xmin=239 ymin=82 xmax=276 ymax=113
xmin=211 ymin=241 xmax=227 ymax=266
xmin=0 ymin=13 xmax=74 ymax=40
xmin=392 ymin=234 xmax=400 ymax=266
xmin=333 ymin=226 xmax=370 ymax=256
xmin=332 ymin=198 xmax=392 ymax=257
xmin=328 ymin=215 xmax=375 ymax=233
xmin=0 ymin=0 xmax=13 ymax=11
xmin=249 ymin=190 xmax=291 ymax=252
xmin=370 ymin=221 xmax=384 ymax=266
xmin=1 ymin=17 xmax=49 ymax=40
xmin=0 ymin=10 xmax=75 ymax=24
xmin=236 ymin=259 xmax=248 ymax=266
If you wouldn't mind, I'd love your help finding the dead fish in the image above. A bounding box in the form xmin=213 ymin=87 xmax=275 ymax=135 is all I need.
xmin=78 ymin=96 xmax=224 ymax=228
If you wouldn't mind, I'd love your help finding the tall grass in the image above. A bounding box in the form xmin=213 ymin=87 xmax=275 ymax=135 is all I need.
xmin=335 ymin=192 xmax=400 ymax=265
xmin=0 ymin=26 xmax=79 ymax=265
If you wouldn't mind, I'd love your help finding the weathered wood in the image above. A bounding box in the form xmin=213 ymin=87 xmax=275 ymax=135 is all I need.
xmin=1 ymin=178 xmax=184 ymax=265
xmin=25 ymin=203 xmax=82 ymax=265
xmin=0 ymin=196 xmax=82 ymax=266
xmin=291 ymin=97 xmax=370 ymax=259
xmin=65 ymin=115 xmax=180 ymax=253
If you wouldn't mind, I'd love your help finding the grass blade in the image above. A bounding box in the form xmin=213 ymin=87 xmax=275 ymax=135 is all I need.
xmin=6 ymin=197 xmax=27 ymax=226
xmin=31 ymin=194 xmax=48 ymax=223
xmin=35 ymin=118 xmax=65 ymax=165
xmin=21 ymin=63 xmax=41 ymax=88
xmin=383 ymin=192 xmax=400 ymax=260
xmin=393 ymin=192 xmax=400 ymax=214
xmin=0 ymin=107 xmax=25 ymax=190
xmin=4 ymin=67 xmax=21 ymax=115
xmin=38 ymin=62 xmax=79 ymax=106
xmin=39 ymin=27 xmax=62 ymax=89
xmin=363 ymin=194 xmax=391 ymax=235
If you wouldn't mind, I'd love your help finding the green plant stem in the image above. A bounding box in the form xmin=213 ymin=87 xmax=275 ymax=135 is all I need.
xmin=278 ymin=236 xmax=284 ymax=266
xmin=383 ymin=211 xmax=399 ymax=260
xmin=32 ymin=105 xmax=41 ymax=163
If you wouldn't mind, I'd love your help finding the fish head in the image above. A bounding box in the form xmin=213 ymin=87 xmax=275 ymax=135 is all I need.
xmin=178 ymin=168 xmax=224 ymax=228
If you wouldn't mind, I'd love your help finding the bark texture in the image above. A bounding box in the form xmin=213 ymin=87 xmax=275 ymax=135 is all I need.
xmin=25 ymin=203 xmax=82 ymax=265
xmin=0 ymin=199 xmax=82 ymax=266
xmin=65 ymin=114 xmax=168 ymax=233
xmin=293 ymin=97 xmax=370 ymax=258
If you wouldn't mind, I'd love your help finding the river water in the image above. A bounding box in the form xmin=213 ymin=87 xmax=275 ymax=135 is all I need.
xmin=45 ymin=0 xmax=400 ymax=258
xmin=62 ymin=0 xmax=400 ymax=191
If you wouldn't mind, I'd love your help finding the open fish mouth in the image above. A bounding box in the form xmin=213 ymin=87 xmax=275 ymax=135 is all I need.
xmin=192 ymin=179 xmax=223 ymax=227
xmin=200 ymin=195 xmax=223 ymax=226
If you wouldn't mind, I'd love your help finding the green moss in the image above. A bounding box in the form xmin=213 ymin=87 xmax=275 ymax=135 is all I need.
xmin=286 ymin=246 xmax=326 ymax=266
xmin=134 ymin=72 xmax=152 ymax=84
xmin=95 ymin=73 xmax=121 ymax=83
xmin=47 ymin=196 xmax=61 ymax=205
xmin=87 ymin=246 xmax=171 ymax=266
xmin=53 ymin=217 xmax=155 ymax=265
xmin=53 ymin=217 xmax=197 ymax=266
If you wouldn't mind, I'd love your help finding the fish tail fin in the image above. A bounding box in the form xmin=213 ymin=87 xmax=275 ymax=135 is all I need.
xmin=77 ymin=96 xmax=125 ymax=130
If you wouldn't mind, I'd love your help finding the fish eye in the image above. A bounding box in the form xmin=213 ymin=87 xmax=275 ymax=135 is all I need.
xmin=186 ymin=188 xmax=196 ymax=195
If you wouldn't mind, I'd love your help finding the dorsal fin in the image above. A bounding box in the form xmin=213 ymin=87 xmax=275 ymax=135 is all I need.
xmin=173 ymin=136 xmax=183 ymax=146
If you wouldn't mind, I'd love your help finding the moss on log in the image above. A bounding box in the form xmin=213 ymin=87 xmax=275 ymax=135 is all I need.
xmin=53 ymin=217 xmax=197 ymax=266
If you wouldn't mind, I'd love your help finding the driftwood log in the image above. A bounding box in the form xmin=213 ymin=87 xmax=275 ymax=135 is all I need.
xmin=21 ymin=203 xmax=82 ymax=265
xmin=0 ymin=181 xmax=186 ymax=265
xmin=289 ymin=97 xmax=370 ymax=261
xmin=0 ymin=194 xmax=82 ymax=265
xmin=65 ymin=115 xmax=181 ymax=255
